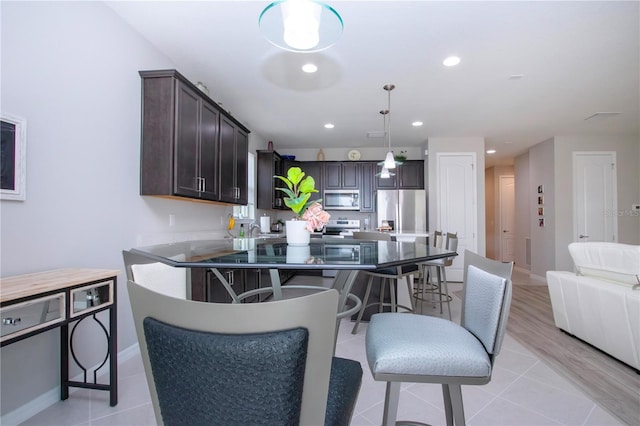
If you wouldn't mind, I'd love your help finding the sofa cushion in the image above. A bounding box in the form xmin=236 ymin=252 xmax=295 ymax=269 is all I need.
xmin=568 ymin=242 xmax=640 ymax=287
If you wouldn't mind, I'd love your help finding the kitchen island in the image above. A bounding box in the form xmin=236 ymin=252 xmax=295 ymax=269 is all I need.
xmin=124 ymin=237 xmax=453 ymax=326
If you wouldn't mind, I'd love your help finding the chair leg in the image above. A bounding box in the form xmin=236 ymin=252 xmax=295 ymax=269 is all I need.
xmin=449 ymin=384 xmax=466 ymax=426
xmin=440 ymin=267 xmax=452 ymax=320
xmin=405 ymin=275 xmax=416 ymax=312
xmin=389 ymin=278 xmax=397 ymax=312
xmin=436 ymin=267 xmax=444 ymax=314
xmin=442 ymin=384 xmax=454 ymax=426
xmin=351 ymin=275 xmax=374 ymax=334
xmin=382 ymin=382 xmax=401 ymax=426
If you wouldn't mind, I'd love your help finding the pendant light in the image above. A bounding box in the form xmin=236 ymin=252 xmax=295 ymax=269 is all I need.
xmin=375 ymin=109 xmax=395 ymax=179
xmin=382 ymin=84 xmax=396 ymax=169
xmin=259 ymin=0 xmax=344 ymax=53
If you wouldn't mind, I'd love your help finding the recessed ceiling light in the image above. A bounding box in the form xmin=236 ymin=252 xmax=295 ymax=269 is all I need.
xmin=302 ymin=63 xmax=318 ymax=73
xmin=412 ymin=121 xmax=423 ymax=127
xmin=486 ymin=149 xmax=496 ymax=154
xmin=443 ymin=56 xmax=461 ymax=67
xmin=324 ymin=123 xmax=334 ymax=129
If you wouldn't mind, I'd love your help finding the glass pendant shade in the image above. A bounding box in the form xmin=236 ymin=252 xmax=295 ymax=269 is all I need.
xmin=383 ymin=151 xmax=396 ymax=169
xmin=259 ymin=0 xmax=343 ymax=52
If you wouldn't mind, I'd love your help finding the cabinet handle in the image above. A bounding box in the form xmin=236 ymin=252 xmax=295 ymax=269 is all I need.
xmin=201 ymin=178 xmax=206 ymax=193
xmin=3 ymin=317 xmax=21 ymax=326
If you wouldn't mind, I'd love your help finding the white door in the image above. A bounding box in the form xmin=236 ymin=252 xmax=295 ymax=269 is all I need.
xmin=499 ymin=175 xmax=515 ymax=262
xmin=436 ymin=153 xmax=477 ymax=281
xmin=573 ymin=152 xmax=617 ymax=242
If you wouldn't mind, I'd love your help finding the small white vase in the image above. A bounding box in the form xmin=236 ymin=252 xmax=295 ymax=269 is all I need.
xmin=286 ymin=245 xmax=311 ymax=263
xmin=286 ymin=220 xmax=311 ymax=246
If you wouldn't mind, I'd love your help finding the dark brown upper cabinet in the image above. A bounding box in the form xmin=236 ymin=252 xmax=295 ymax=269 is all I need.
xmin=324 ymin=162 xmax=359 ymax=190
xmin=375 ymin=160 xmax=424 ymax=190
xmin=139 ymin=69 xmax=249 ymax=205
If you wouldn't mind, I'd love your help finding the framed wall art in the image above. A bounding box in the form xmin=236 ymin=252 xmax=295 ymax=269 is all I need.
xmin=1 ymin=114 xmax=27 ymax=201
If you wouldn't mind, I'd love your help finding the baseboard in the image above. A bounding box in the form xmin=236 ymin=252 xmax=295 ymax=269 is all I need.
xmin=0 ymin=343 xmax=141 ymax=426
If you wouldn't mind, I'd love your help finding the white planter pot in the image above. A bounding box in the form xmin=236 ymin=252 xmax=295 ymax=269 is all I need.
xmin=286 ymin=220 xmax=311 ymax=246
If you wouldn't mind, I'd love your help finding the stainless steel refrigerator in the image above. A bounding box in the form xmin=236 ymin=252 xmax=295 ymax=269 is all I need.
xmin=376 ymin=190 xmax=427 ymax=232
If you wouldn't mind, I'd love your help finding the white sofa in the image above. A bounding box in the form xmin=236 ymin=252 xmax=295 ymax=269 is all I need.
xmin=546 ymin=242 xmax=640 ymax=370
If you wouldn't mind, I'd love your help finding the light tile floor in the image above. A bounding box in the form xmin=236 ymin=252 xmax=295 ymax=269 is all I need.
xmin=21 ymin=272 xmax=624 ymax=426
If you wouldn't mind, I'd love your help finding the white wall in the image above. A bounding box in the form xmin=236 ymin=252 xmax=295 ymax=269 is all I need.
xmin=553 ymin=134 xmax=640 ymax=270
xmin=514 ymin=152 xmax=531 ymax=270
xmin=0 ymin=2 xmax=262 ymax=418
xmin=513 ymin=135 xmax=639 ymax=277
xmin=528 ymin=138 xmax=556 ymax=279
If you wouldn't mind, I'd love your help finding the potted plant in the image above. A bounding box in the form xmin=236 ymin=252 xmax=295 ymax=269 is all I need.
xmin=274 ymin=166 xmax=330 ymax=245
xmin=394 ymin=150 xmax=407 ymax=162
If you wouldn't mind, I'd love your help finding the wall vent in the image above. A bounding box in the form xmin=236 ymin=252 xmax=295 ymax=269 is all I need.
xmin=367 ymin=131 xmax=386 ymax=138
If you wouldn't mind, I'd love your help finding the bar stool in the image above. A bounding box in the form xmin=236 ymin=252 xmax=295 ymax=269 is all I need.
xmin=417 ymin=232 xmax=457 ymax=319
xmin=351 ymin=232 xmax=418 ymax=334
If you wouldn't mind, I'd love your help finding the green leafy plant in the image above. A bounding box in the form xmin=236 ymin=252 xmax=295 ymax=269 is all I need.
xmin=274 ymin=166 xmax=321 ymax=218
xmin=394 ymin=150 xmax=407 ymax=162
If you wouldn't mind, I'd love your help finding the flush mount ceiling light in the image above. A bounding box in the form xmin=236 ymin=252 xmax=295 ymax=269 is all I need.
xmin=259 ymin=0 xmax=343 ymax=53
xmin=412 ymin=121 xmax=423 ymax=127
xmin=324 ymin=123 xmax=335 ymax=129
xmin=486 ymin=149 xmax=496 ymax=154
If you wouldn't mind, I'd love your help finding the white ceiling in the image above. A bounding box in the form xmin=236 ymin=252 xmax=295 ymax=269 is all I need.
xmin=106 ymin=1 xmax=639 ymax=167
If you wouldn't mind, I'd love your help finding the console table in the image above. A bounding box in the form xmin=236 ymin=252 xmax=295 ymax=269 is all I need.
xmin=0 ymin=268 xmax=119 ymax=406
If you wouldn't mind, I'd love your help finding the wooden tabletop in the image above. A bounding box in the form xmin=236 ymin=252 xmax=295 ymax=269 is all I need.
xmin=0 ymin=268 xmax=120 ymax=303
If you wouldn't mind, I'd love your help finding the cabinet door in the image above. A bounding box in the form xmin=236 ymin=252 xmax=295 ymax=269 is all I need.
xmin=207 ymin=269 xmax=238 ymax=303
xmin=175 ymin=82 xmax=200 ymax=198
xmin=198 ymin=99 xmax=220 ymax=200
xmin=218 ymin=116 xmax=240 ymax=203
xmin=324 ymin=163 xmax=342 ymax=189
xmin=360 ymin=162 xmax=376 ymax=212
xmin=300 ymin=161 xmax=323 ymax=201
xmin=375 ymin=163 xmax=398 ymax=189
xmin=398 ymin=160 xmax=424 ymax=189
xmin=342 ymin=162 xmax=360 ymax=189
xmin=242 ymin=269 xmax=261 ymax=303
xmin=235 ymin=128 xmax=249 ymax=205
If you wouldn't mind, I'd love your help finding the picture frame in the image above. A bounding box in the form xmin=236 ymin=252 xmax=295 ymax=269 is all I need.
xmin=0 ymin=114 xmax=27 ymax=201
xmin=538 ymin=207 xmax=544 ymax=216
xmin=539 ymin=218 xmax=545 ymax=227
xmin=538 ymin=195 xmax=544 ymax=205
xmin=537 ymin=184 xmax=544 ymax=194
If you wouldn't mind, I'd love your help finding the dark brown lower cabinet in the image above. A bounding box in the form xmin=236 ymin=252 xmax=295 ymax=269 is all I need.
xmin=191 ymin=268 xmax=297 ymax=303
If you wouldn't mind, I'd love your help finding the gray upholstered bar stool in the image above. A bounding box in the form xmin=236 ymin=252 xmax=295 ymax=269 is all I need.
xmin=366 ymin=258 xmax=513 ymax=426
xmin=351 ymin=232 xmax=418 ymax=334
xmin=416 ymin=234 xmax=458 ymax=319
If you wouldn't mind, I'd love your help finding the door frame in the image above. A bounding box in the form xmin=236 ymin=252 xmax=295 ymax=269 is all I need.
xmin=498 ymin=175 xmax=515 ymax=262
xmin=435 ymin=152 xmax=478 ymax=281
xmin=572 ymin=151 xmax=617 ymax=243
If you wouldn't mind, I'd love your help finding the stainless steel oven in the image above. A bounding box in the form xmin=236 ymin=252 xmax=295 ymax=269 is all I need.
xmin=323 ymin=190 xmax=360 ymax=211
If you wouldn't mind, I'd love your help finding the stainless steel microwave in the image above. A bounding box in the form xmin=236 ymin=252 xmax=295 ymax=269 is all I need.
xmin=323 ymin=190 xmax=360 ymax=210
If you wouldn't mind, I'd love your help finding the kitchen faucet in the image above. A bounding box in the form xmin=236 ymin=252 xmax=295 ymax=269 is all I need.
xmin=248 ymin=222 xmax=261 ymax=236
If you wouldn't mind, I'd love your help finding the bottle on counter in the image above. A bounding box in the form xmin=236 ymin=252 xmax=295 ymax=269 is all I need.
xmin=239 ymin=224 xmax=245 ymax=237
